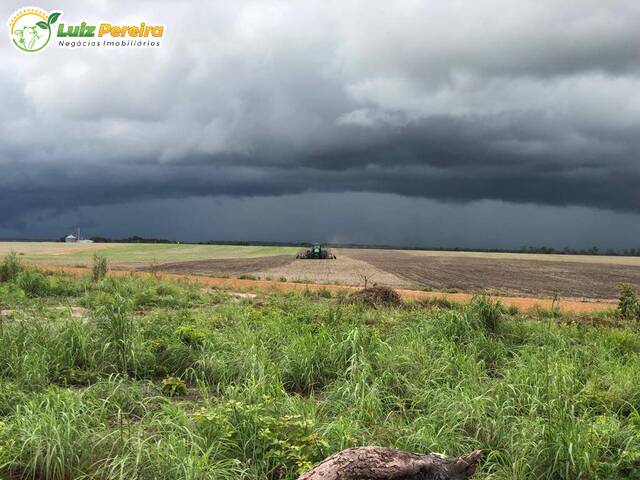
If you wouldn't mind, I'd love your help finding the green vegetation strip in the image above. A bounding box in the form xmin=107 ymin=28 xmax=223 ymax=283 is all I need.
xmin=0 ymin=254 xmax=639 ymax=479
xmin=3 ymin=242 xmax=297 ymax=264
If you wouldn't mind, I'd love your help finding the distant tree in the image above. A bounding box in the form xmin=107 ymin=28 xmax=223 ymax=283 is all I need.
xmin=90 ymin=236 xmax=112 ymax=243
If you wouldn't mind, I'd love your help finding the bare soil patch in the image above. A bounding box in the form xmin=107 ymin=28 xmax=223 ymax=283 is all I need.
xmin=151 ymin=254 xmax=410 ymax=288
xmin=344 ymin=248 xmax=640 ymax=300
xmin=258 ymin=255 xmax=410 ymax=287
xmin=146 ymin=255 xmax=294 ymax=276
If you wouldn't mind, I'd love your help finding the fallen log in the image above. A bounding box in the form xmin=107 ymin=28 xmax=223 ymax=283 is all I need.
xmin=297 ymin=447 xmax=482 ymax=480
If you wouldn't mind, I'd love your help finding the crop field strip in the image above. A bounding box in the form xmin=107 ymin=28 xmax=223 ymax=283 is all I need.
xmin=2 ymin=242 xmax=640 ymax=301
xmin=33 ymin=264 xmax=617 ymax=313
xmin=0 ymin=242 xmax=298 ymax=265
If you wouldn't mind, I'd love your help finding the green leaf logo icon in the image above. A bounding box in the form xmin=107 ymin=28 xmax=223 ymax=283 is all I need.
xmin=36 ymin=21 xmax=48 ymax=29
xmin=48 ymin=12 xmax=61 ymax=25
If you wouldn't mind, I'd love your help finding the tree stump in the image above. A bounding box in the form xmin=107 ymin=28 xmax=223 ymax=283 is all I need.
xmin=297 ymin=447 xmax=482 ymax=480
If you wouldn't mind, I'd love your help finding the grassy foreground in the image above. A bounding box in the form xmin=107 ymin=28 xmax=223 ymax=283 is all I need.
xmin=0 ymin=261 xmax=639 ymax=479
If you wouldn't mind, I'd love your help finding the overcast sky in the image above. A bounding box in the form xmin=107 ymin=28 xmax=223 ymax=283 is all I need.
xmin=2 ymin=0 xmax=640 ymax=249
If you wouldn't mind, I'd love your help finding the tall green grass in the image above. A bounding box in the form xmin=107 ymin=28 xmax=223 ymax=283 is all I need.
xmin=0 ymin=251 xmax=22 ymax=282
xmin=92 ymin=254 xmax=109 ymax=282
xmin=0 ymin=262 xmax=639 ymax=479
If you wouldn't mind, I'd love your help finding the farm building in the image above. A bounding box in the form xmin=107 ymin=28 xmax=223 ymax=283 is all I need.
xmin=65 ymin=228 xmax=93 ymax=243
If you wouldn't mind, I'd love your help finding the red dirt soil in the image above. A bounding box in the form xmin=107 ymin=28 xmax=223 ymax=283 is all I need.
xmin=36 ymin=264 xmax=617 ymax=314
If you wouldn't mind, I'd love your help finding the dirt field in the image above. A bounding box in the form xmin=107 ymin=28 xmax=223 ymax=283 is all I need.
xmin=149 ymin=255 xmax=294 ymax=276
xmin=143 ymin=254 xmax=411 ymax=287
xmin=258 ymin=255 xmax=411 ymax=287
xmin=344 ymin=249 xmax=640 ymax=299
xmin=145 ymin=248 xmax=640 ymax=300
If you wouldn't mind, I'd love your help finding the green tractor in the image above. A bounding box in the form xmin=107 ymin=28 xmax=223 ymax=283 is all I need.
xmin=296 ymin=244 xmax=336 ymax=260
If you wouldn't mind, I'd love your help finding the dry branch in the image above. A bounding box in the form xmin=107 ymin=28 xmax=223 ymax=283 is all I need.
xmin=297 ymin=447 xmax=481 ymax=480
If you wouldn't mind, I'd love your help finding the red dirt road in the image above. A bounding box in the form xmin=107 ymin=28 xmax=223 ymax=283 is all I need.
xmin=37 ymin=264 xmax=617 ymax=314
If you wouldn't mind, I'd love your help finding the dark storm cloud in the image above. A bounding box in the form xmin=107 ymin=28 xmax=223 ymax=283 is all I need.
xmin=2 ymin=0 xmax=640 ymax=235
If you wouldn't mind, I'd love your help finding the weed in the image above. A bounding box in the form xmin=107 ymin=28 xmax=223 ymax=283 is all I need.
xmin=16 ymin=270 xmax=50 ymax=297
xmin=238 ymin=274 xmax=258 ymax=280
xmin=415 ymin=296 xmax=457 ymax=310
xmin=175 ymin=324 xmax=207 ymax=346
xmin=92 ymin=254 xmax=109 ymax=282
xmin=470 ymin=295 xmax=504 ymax=334
xmin=317 ymin=287 xmax=332 ymax=298
xmin=194 ymin=400 xmax=328 ymax=477
xmin=161 ymin=376 xmax=187 ymax=397
xmin=549 ymin=292 xmax=562 ymax=318
xmin=506 ymin=304 xmax=520 ymax=316
xmin=2 ymin=390 xmax=92 ymax=480
xmin=0 ymin=252 xmax=22 ymax=282
xmin=95 ymin=293 xmax=136 ymax=375
xmin=617 ymin=284 xmax=640 ymax=321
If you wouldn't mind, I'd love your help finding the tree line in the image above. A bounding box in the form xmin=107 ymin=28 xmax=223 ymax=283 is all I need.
xmin=55 ymin=235 xmax=640 ymax=257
